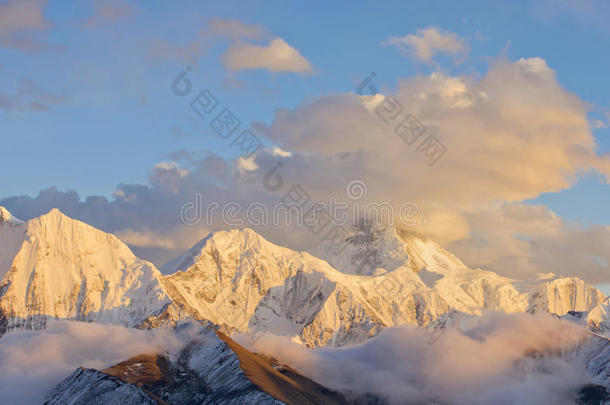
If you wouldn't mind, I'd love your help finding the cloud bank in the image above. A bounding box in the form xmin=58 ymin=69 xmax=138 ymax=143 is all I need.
xmin=0 ymin=314 xmax=595 ymax=405
xmin=0 ymin=321 xmax=185 ymax=404
xmin=244 ymin=312 xmax=594 ymax=405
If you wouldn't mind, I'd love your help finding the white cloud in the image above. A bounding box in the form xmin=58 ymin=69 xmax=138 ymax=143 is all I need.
xmin=0 ymin=321 xmax=184 ymax=405
xmin=257 ymin=58 xmax=609 ymax=207
xmin=384 ymin=26 xmax=469 ymax=62
xmin=221 ymin=38 xmax=313 ymax=73
xmin=269 ymin=146 xmax=292 ymax=157
xmin=151 ymin=18 xmax=309 ymax=73
xmin=244 ymin=312 xmax=592 ymax=405
xmin=237 ymin=156 xmax=259 ymax=173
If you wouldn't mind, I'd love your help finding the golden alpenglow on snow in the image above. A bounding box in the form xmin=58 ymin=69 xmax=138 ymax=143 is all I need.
xmin=2 ymin=1 xmax=610 ymax=404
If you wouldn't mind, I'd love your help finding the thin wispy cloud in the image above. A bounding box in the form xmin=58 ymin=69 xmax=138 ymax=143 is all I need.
xmin=0 ymin=78 xmax=67 ymax=112
xmin=0 ymin=0 xmax=52 ymax=52
xmin=384 ymin=26 xmax=469 ymax=62
xmin=208 ymin=18 xmax=270 ymax=40
xmin=82 ymin=0 xmax=134 ymax=28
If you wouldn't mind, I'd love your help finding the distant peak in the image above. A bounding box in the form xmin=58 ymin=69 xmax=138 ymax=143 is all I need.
xmin=47 ymin=208 xmax=63 ymax=216
xmin=35 ymin=209 xmax=95 ymax=231
xmin=206 ymin=227 xmax=268 ymax=242
xmin=39 ymin=208 xmax=70 ymax=221
xmin=0 ymin=206 xmax=24 ymax=225
xmin=0 ymin=206 xmax=12 ymax=220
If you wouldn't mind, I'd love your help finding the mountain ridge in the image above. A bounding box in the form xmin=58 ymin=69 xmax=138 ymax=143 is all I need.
xmin=0 ymin=207 xmax=606 ymax=347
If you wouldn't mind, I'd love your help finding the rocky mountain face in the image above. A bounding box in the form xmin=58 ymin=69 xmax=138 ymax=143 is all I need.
xmin=45 ymin=323 xmax=348 ymax=405
xmin=0 ymin=207 xmax=606 ymax=348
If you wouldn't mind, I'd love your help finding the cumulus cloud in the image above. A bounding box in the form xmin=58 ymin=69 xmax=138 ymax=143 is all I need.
xmin=255 ymin=58 xmax=610 ymax=207
xmin=221 ymin=38 xmax=313 ymax=73
xmin=0 ymin=321 xmax=185 ymax=405
xmin=0 ymin=0 xmax=52 ymax=52
xmin=3 ymin=57 xmax=610 ymax=283
xmin=384 ymin=26 xmax=469 ymax=62
xmin=243 ymin=312 xmax=593 ymax=405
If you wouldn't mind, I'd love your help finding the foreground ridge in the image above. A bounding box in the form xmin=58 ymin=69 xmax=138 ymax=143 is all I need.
xmin=45 ymin=323 xmax=348 ymax=405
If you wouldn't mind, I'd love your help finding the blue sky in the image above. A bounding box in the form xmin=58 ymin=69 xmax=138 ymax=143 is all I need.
xmin=2 ymin=0 xmax=609 ymax=220
xmin=2 ymin=0 xmax=610 ymax=283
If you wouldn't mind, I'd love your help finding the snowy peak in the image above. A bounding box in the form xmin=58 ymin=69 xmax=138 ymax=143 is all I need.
xmin=0 ymin=206 xmax=24 ymax=226
xmin=311 ymin=222 xmax=466 ymax=275
xmin=159 ymin=226 xmax=605 ymax=347
xmin=0 ymin=212 xmax=605 ymax=348
xmin=163 ymin=228 xmax=278 ymax=274
xmin=0 ymin=208 xmax=172 ymax=334
xmin=161 ymin=228 xmax=347 ymax=339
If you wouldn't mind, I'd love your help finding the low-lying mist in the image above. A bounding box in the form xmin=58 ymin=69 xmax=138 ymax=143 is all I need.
xmin=241 ymin=312 xmax=595 ymax=405
xmin=0 ymin=312 xmax=598 ymax=405
xmin=0 ymin=321 xmax=185 ymax=404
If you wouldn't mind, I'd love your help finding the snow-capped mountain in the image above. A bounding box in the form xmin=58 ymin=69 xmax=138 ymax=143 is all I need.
xmin=0 ymin=208 xmax=171 ymax=335
xmin=2 ymin=207 xmax=610 ymax=404
xmin=314 ymin=223 xmax=605 ymax=315
xmin=160 ymin=223 xmax=605 ymax=347
xmin=45 ymin=322 xmax=348 ymax=405
xmin=0 ymin=207 xmax=606 ymax=348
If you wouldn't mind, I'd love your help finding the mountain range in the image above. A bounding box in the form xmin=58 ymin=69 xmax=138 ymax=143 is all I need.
xmin=1 ymin=206 xmax=610 ymax=403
